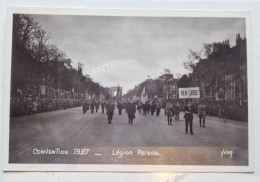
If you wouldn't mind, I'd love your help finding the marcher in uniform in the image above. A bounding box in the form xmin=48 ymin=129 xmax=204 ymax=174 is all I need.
xmin=90 ymin=100 xmax=95 ymax=114
xmin=150 ymin=101 xmax=156 ymax=115
xmin=166 ymin=101 xmax=174 ymax=125
xmin=156 ymin=102 xmax=161 ymax=116
xmin=174 ymin=101 xmax=180 ymax=120
xmin=198 ymin=101 xmax=207 ymax=127
xmin=184 ymin=103 xmax=194 ymax=135
xmin=83 ymin=100 xmax=90 ymax=114
xmin=106 ymin=99 xmax=115 ymax=124
xmin=126 ymin=99 xmax=136 ymax=124
xmin=95 ymin=100 xmax=99 ymax=113
xmin=143 ymin=101 xmax=148 ymax=116
xmin=117 ymin=100 xmax=123 ymax=115
xmin=101 ymin=101 xmax=105 ymax=114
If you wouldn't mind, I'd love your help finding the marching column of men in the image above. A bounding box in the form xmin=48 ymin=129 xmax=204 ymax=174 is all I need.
xmin=83 ymin=99 xmax=104 ymax=114
xmin=11 ymin=94 xmax=245 ymax=122
xmin=82 ymin=97 xmax=209 ymax=135
xmin=83 ymin=98 xmax=137 ymax=124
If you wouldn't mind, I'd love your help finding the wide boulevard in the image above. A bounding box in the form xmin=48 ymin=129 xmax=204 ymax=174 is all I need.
xmin=9 ymin=106 xmax=248 ymax=165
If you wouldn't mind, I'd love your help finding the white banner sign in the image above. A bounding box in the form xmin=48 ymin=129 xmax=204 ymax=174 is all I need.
xmin=179 ymin=87 xmax=200 ymax=99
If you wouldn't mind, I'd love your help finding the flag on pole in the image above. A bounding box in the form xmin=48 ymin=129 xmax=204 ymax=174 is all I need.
xmin=140 ymin=87 xmax=148 ymax=104
xmin=153 ymin=95 xmax=158 ymax=101
xmin=99 ymin=94 xmax=104 ymax=103
xmin=85 ymin=93 xmax=91 ymax=101
xmin=116 ymin=85 xmax=122 ymax=101
xmin=132 ymin=95 xmax=139 ymax=102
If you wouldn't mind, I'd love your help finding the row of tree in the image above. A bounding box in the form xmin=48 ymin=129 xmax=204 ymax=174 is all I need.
xmin=124 ymin=34 xmax=247 ymax=106
xmin=181 ymin=34 xmax=247 ymax=104
xmin=11 ymin=14 xmax=108 ymax=98
xmin=123 ymin=69 xmax=179 ymax=100
xmin=11 ymin=14 xmax=247 ymax=106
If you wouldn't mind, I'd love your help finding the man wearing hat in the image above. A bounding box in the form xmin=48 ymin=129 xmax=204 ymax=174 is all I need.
xmin=117 ymin=100 xmax=123 ymax=115
xmin=183 ymin=103 xmax=194 ymax=135
xmin=106 ymin=99 xmax=115 ymax=124
xmin=126 ymin=99 xmax=136 ymax=124
xmin=198 ymin=101 xmax=207 ymax=127
xmin=166 ymin=101 xmax=174 ymax=125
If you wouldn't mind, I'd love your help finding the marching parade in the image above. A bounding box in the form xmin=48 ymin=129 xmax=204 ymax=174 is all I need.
xmin=9 ymin=15 xmax=248 ymax=128
xmin=10 ymin=91 xmax=247 ymax=121
xmin=9 ymin=83 xmax=247 ymax=136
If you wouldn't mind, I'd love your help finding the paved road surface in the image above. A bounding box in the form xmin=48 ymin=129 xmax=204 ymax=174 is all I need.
xmin=9 ymin=106 xmax=248 ymax=165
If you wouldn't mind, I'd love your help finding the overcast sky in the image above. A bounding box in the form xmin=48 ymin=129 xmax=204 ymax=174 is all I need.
xmin=30 ymin=15 xmax=246 ymax=94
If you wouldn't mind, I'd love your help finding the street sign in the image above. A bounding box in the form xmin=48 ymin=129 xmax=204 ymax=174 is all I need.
xmin=179 ymin=87 xmax=200 ymax=99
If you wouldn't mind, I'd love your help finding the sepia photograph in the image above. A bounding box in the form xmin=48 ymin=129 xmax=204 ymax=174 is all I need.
xmin=2 ymin=8 xmax=254 ymax=172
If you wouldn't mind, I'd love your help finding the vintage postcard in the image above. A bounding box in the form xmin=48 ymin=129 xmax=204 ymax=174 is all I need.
xmin=2 ymin=8 xmax=254 ymax=172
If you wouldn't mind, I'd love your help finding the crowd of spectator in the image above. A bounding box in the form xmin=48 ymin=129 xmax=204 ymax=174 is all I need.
xmin=10 ymin=96 xmax=84 ymax=117
xmin=190 ymin=102 xmax=248 ymax=122
xmin=10 ymin=95 xmax=248 ymax=122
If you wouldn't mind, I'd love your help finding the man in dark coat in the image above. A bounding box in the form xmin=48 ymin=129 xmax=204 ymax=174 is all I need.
xmin=142 ymin=101 xmax=148 ymax=116
xmin=156 ymin=102 xmax=161 ymax=116
xmin=174 ymin=102 xmax=180 ymax=121
xmin=90 ymin=100 xmax=95 ymax=114
xmin=83 ymin=100 xmax=89 ymax=114
xmin=126 ymin=100 xmax=136 ymax=124
xmin=162 ymin=101 xmax=166 ymax=116
xmin=106 ymin=99 xmax=115 ymax=124
xmin=198 ymin=101 xmax=207 ymax=127
xmin=166 ymin=101 xmax=174 ymax=125
xmin=117 ymin=101 xmax=123 ymax=115
xmin=101 ymin=101 xmax=105 ymax=114
xmin=146 ymin=101 xmax=151 ymax=114
xmin=95 ymin=100 xmax=99 ymax=113
xmin=150 ymin=102 xmax=156 ymax=115
xmin=184 ymin=103 xmax=194 ymax=135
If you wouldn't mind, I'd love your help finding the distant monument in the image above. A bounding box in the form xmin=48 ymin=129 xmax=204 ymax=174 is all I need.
xmin=109 ymin=86 xmax=122 ymax=98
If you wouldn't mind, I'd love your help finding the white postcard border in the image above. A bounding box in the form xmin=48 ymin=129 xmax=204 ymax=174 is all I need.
xmin=2 ymin=7 xmax=254 ymax=172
